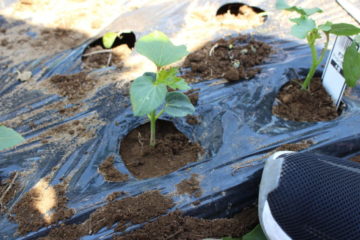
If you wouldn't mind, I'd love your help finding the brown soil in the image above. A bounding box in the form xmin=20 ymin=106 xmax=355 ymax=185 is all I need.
xmin=351 ymin=155 xmax=360 ymax=163
xmin=184 ymin=89 xmax=199 ymax=105
xmin=40 ymin=191 xmax=174 ymax=240
xmin=48 ymin=72 xmax=97 ymax=102
xmin=106 ymin=191 xmax=127 ymax=202
xmin=186 ymin=115 xmax=200 ymax=125
xmin=274 ymin=140 xmax=313 ymax=152
xmin=120 ymin=120 xmax=203 ymax=179
xmin=10 ymin=180 xmax=74 ymax=235
xmin=182 ymin=35 xmax=272 ymax=83
xmin=82 ymin=44 xmax=131 ymax=70
xmin=176 ymin=174 xmax=202 ymax=198
xmin=272 ymin=78 xmax=339 ymax=122
xmin=98 ymin=156 xmax=129 ymax=182
xmin=0 ymin=172 xmax=20 ymax=214
xmin=115 ymin=207 xmax=258 ymax=240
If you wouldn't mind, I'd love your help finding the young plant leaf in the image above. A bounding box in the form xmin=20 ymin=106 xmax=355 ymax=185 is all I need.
xmin=135 ymin=31 xmax=189 ymax=67
xmin=318 ymin=21 xmax=333 ymax=32
xmin=242 ymin=225 xmax=267 ymax=240
xmin=157 ymin=68 xmax=190 ymax=90
xmin=0 ymin=126 xmax=25 ymax=151
xmin=290 ymin=17 xmax=316 ymax=39
xmin=329 ymin=23 xmax=360 ymax=36
xmin=343 ymin=42 xmax=360 ymax=87
xmin=130 ymin=73 xmax=167 ymax=116
xmin=102 ymin=32 xmax=118 ymax=49
xmin=275 ymin=0 xmax=290 ymax=9
xmin=164 ymin=92 xmax=194 ymax=117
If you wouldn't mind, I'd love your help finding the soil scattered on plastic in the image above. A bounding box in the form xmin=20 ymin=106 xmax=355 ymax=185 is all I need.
xmin=0 ymin=172 xmax=20 ymax=214
xmin=176 ymin=174 xmax=202 ymax=198
xmin=115 ymin=207 xmax=258 ymax=240
xmin=182 ymin=35 xmax=272 ymax=83
xmin=186 ymin=115 xmax=200 ymax=125
xmin=120 ymin=120 xmax=204 ymax=179
xmin=106 ymin=191 xmax=127 ymax=202
xmin=351 ymin=155 xmax=360 ymax=163
xmin=184 ymin=89 xmax=199 ymax=105
xmin=274 ymin=140 xmax=313 ymax=152
xmin=273 ymin=78 xmax=339 ymax=122
xmin=40 ymin=191 xmax=174 ymax=240
xmin=47 ymin=72 xmax=97 ymax=102
xmin=10 ymin=179 xmax=74 ymax=235
xmin=82 ymin=44 xmax=131 ymax=70
xmin=99 ymin=156 xmax=128 ymax=182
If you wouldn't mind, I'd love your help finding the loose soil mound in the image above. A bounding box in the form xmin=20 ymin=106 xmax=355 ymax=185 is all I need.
xmin=10 ymin=180 xmax=74 ymax=235
xmin=115 ymin=207 xmax=258 ymax=240
xmin=98 ymin=156 xmax=129 ymax=182
xmin=176 ymin=174 xmax=202 ymax=198
xmin=272 ymin=78 xmax=339 ymax=122
xmin=182 ymin=35 xmax=272 ymax=83
xmin=120 ymin=120 xmax=203 ymax=179
xmin=40 ymin=191 xmax=174 ymax=240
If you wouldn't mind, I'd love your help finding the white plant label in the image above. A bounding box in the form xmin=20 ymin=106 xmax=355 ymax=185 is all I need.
xmin=322 ymin=36 xmax=359 ymax=108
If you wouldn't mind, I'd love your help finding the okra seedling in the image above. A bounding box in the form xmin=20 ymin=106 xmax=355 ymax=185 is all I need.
xmin=276 ymin=0 xmax=360 ymax=90
xmin=129 ymin=31 xmax=194 ymax=147
xmin=0 ymin=125 xmax=25 ymax=151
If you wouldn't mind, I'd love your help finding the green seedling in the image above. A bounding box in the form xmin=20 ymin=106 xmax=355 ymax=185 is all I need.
xmin=0 ymin=126 xmax=25 ymax=151
xmin=98 ymin=32 xmax=123 ymax=66
xmin=130 ymin=31 xmax=194 ymax=147
xmin=276 ymin=0 xmax=360 ymax=90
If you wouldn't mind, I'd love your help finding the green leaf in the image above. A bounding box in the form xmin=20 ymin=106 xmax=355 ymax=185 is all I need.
xmin=284 ymin=6 xmax=322 ymax=16
xmin=0 ymin=126 xmax=25 ymax=151
xmin=130 ymin=73 xmax=167 ymax=116
xmin=242 ymin=225 xmax=267 ymax=240
xmin=329 ymin=23 xmax=360 ymax=36
xmin=102 ymin=32 xmax=118 ymax=49
xmin=290 ymin=17 xmax=316 ymax=38
xmin=276 ymin=0 xmax=290 ymax=9
xmin=157 ymin=68 xmax=190 ymax=90
xmin=343 ymin=42 xmax=360 ymax=87
xmin=164 ymin=92 xmax=194 ymax=117
xmin=135 ymin=31 xmax=189 ymax=67
xmin=318 ymin=21 xmax=333 ymax=32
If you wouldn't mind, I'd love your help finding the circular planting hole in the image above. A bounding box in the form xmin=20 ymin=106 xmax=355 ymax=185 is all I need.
xmin=272 ymin=70 xmax=343 ymax=122
xmin=82 ymin=31 xmax=136 ymax=70
xmin=120 ymin=120 xmax=204 ymax=179
xmin=216 ymin=2 xmax=267 ymax=22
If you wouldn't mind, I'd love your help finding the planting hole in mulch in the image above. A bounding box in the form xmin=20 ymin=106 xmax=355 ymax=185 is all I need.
xmin=82 ymin=32 xmax=135 ymax=69
xmin=216 ymin=2 xmax=267 ymax=22
xmin=120 ymin=120 xmax=204 ymax=179
xmin=9 ymin=179 xmax=74 ymax=235
xmin=98 ymin=156 xmax=129 ymax=182
xmin=114 ymin=207 xmax=258 ymax=240
xmin=272 ymin=77 xmax=340 ymax=122
xmin=176 ymin=174 xmax=202 ymax=198
xmin=181 ymin=35 xmax=272 ymax=83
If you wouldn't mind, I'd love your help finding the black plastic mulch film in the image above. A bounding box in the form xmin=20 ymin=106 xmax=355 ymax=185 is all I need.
xmin=0 ymin=0 xmax=360 ymax=239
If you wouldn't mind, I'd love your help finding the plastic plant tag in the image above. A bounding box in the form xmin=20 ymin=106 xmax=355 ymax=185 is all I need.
xmin=322 ymin=36 xmax=360 ymax=108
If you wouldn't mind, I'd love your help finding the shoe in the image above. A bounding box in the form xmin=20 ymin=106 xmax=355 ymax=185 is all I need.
xmin=258 ymin=151 xmax=360 ymax=240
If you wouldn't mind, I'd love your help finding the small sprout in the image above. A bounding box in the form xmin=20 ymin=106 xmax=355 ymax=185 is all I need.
xmin=240 ymin=48 xmax=248 ymax=54
xmin=250 ymin=45 xmax=257 ymax=53
xmin=16 ymin=70 xmax=32 ymax=82
xmin=228 ymin=44 xmax=234 ymax=49
xmin=130 ymin=31 xmax=194 ymax=147
xmin=277 ymin=0 xmax=360 ymax=90
xmin=232 ymin=59 xmax=241 ymax=68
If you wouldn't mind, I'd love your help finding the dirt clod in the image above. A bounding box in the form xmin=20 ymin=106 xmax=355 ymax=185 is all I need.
xmin=176 ymin=174 xmax=202 ymax=198
xmin=182 ymin=35 xmax=272 ymax=83
xmin=273 ymin=78 xmax=339 ymax=122
xmin=120 ymin=121 xmax=204 ymax=179
xmin=99 ymin=156 xmax=128 ymax=182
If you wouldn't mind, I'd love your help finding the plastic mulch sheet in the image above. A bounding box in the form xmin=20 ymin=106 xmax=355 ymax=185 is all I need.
xmin=1 ymin=0 xmax=360 ymax=239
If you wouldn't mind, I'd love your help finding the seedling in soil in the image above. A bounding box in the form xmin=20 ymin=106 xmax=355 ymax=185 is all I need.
xmin=0 ymin=126 xmax=25 ymax=151
xmin=130 ymin=31 xmax=194 ymax=147
xmin=276 ymin=0 xmax=360 ymax=90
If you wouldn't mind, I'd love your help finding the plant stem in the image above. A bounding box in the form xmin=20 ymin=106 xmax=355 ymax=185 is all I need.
xmin=149 ymin=111 xmax=156 ymax=147
xmin=302 ymin=32 xmax=330 ymax=90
